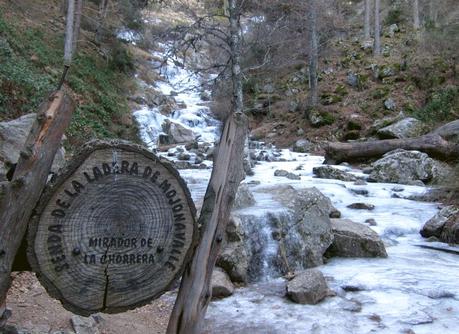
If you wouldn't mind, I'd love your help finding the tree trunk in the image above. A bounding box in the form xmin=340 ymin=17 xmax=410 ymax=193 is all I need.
xmin=324 ymin=134 xmax=459 ymax=164
xmin=64 ymin=0 xmax=76 ymax=66
xmin=413 ymin=0 xmax=421 ymax=30
xmin=166 ymin=1 xmax=248 ymax=332
xmin=364 ymin=0 xmax=371 ymax=39
xmin=95 ymin=0 xmax=110 ymax=44
xmin=308 ymin=0 xmax=319 ymax=107
xmin=374 ymin=0 xmax=381 ymax=56
xmin=0 ymin=92 xmax=76 ymax=327
xmin=429 ymin=0 xmax=438 ymax=27
xmin=72 ymin=0 xmax=84 ymax=55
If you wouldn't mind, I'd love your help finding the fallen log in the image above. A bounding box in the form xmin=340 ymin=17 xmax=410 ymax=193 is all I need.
xmin=0 ymin=91 xmax=75 ymax=326
xmin=324 ymin=134 xmax=459 ymax=164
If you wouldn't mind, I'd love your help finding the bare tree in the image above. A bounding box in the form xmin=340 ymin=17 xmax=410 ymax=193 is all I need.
xmin=72 ymin=0 xmax=84 ymax=54
xmin=166 ymin=0 xmax=248 ymax=332
xmin=0 ymin=1 xmax=79 ymax=326
xmin=413 ymin=0 xmax=421 ymax=30
xmin=364 ymin=0 xmax=371 ymax=39
xmin=308 ymin=0 xmax=319 ymax=107
xmin=95 ymin=0 xmax=110 ymax=44
xmin=374 ymin=0 xmax=381 ymax=56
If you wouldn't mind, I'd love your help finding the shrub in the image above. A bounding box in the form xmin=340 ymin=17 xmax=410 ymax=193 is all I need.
xmin=411 ymin=86 xmax=459 ymax=123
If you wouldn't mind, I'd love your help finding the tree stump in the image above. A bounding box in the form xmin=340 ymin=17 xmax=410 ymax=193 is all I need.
xmin=27 ymin=141 xmax=197 ymax=315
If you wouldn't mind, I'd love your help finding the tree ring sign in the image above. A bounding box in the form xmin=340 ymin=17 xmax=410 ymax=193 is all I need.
xmin=28 ymin=141 xmax=197 ymax=316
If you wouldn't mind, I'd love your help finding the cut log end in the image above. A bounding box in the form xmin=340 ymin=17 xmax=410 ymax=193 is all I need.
xmin=27 ymin=141 xmax=197 ymax=315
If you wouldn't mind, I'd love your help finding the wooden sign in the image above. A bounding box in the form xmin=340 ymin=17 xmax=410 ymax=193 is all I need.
xmin=27 ymin=141 xmax=197 ymax=315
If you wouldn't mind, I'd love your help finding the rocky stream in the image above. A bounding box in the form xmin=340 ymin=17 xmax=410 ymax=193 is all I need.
xmin=127 ymin=41 xmax=459 ymax=334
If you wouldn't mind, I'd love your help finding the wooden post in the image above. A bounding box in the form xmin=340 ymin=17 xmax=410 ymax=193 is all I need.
xmin=166 ymin=112 xmax=248 ymax=334
xmin=27 ymin=141 xmax=197 ymax=315
xmin=0 ymin=91 xmax=75 ymax=326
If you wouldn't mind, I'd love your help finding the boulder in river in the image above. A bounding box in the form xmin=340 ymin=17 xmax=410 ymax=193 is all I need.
xmin=233 ymin=183 xmax=256 ymax=209
xmin=293 ymin=139 xmax=312 ymax=153
xmin=217 ymin=238 xmax=249 ymax=284
xmin=326 ymin=219 xmax=387 ymax=258
xmin=269 ymin=185 xmax=334 ymax=268
xmin=162 ymin=119 xmax=196 ymax=143
xmin=286 ymin=269 xmax=330 ymax=304
xmin=313 ymin=166 xmax=357 ymax=182
xmin=421 ymin=206 xmax=459 ymax=239
xmin=377 ymin=117 xmax=424 ymax=139
xmin=211 ymin=267 xmax=235 ymax=299
xmin=347 ymin=203 xmax=375 ymax=210
xmin=421 ymin=206 xmax=459 ymax=244
xmin=368 ymin=149 xmax=447 ymax=185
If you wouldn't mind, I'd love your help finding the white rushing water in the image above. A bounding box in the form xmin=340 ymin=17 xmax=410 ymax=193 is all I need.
xmin=133 ymin=45 xmax=220 ymax=150
xmin=132 ymin=43 xmax=459 ymax=334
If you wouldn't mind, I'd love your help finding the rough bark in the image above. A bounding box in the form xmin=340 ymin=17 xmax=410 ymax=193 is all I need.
xmin=324 ymin=134 xmax=459 ymax=164
xmin=0 ymin=92 xmax=75 ymax=327
xmin=64 ymin=0 xmax=76 ymax=66
xmin=308 ymin=0 xmax=319 ymax=107
xmin=166 ymin=1 xmax=248 ymax=332
xmin=374 ymin=0 xmax=381 ymax=56
xmin=364 ymin=0 xmax=371 ymax=39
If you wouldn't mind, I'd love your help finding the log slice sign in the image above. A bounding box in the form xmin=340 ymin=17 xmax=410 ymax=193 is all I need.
xmin=28 ymin=141 xmax=197 ymax=315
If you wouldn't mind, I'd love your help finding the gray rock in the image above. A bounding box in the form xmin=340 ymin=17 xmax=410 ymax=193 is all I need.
xmin=274 ymin=169 xmax=289 ymax=177
xmin=368 ymin=149 xmax=443 ymax=185
xmin=177 ymin=152 xmax=191 ymax=161
xmin=0 ymin=114 xmax=65 ymax=181
xmin=346 ymin=72 xmax=359 ymax=87
xmin=383 ymin=98 xmax=396 ymax=111
xmin=432 ymin=119 xmax=459 ymax=144
xmin=233 ymin=184 xmax=256 ymax=209
xmin=163 ymin=120 xmax=196 ymax=143
xmin=360 ymin=39 xmax=374 ymax=51
xmin=350 ymin=188 xmax=369 ymax=196
xmin=385 ymin=24 xmax=400 ymax=37
xmin=313 ymin=166 xmax=357 ymax=182
xmin=347 ymin=203 xmax=375 ymax=210
xmin=217 ymin=239 xmax=249 ymax=283
xmin=71 ymin=315 xmax=99 ymax=334
xmin=293 ymin=139 xmax=311 ymax=153
xmin=377 ymin=117 xmax=424 ymax=139
xmin=326 ymin=219 xmax=387 ymax=258
xmin=421 ymin=206 xmax=459 ymax=239
xmin=269 ymin=186 xmax=334 ymax=268
xmin=339 ymin=298 xmax=363 ymax=312
xmin=286 ymin=172 xmax=301 ymax=180
xmin=441 ymin=214 xmax=459 ymax=244
xmin=365 ymin=218 xmax=377 ymax=226
xmin=354 ymin=180 xmax=368 ymax=186
xmin=286 ymin=269 xmax=329 ymax=304
xmin=211 ymin=267 xmax=235 ymax=298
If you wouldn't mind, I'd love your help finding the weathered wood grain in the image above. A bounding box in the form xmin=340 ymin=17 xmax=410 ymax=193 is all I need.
xmin=28 ymin=141 xmax=197 ymax=316
xmin=0 ymin=91 xmax=75 ymax=326
xmin=167 ymin=112 xmax=248 ymax=334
